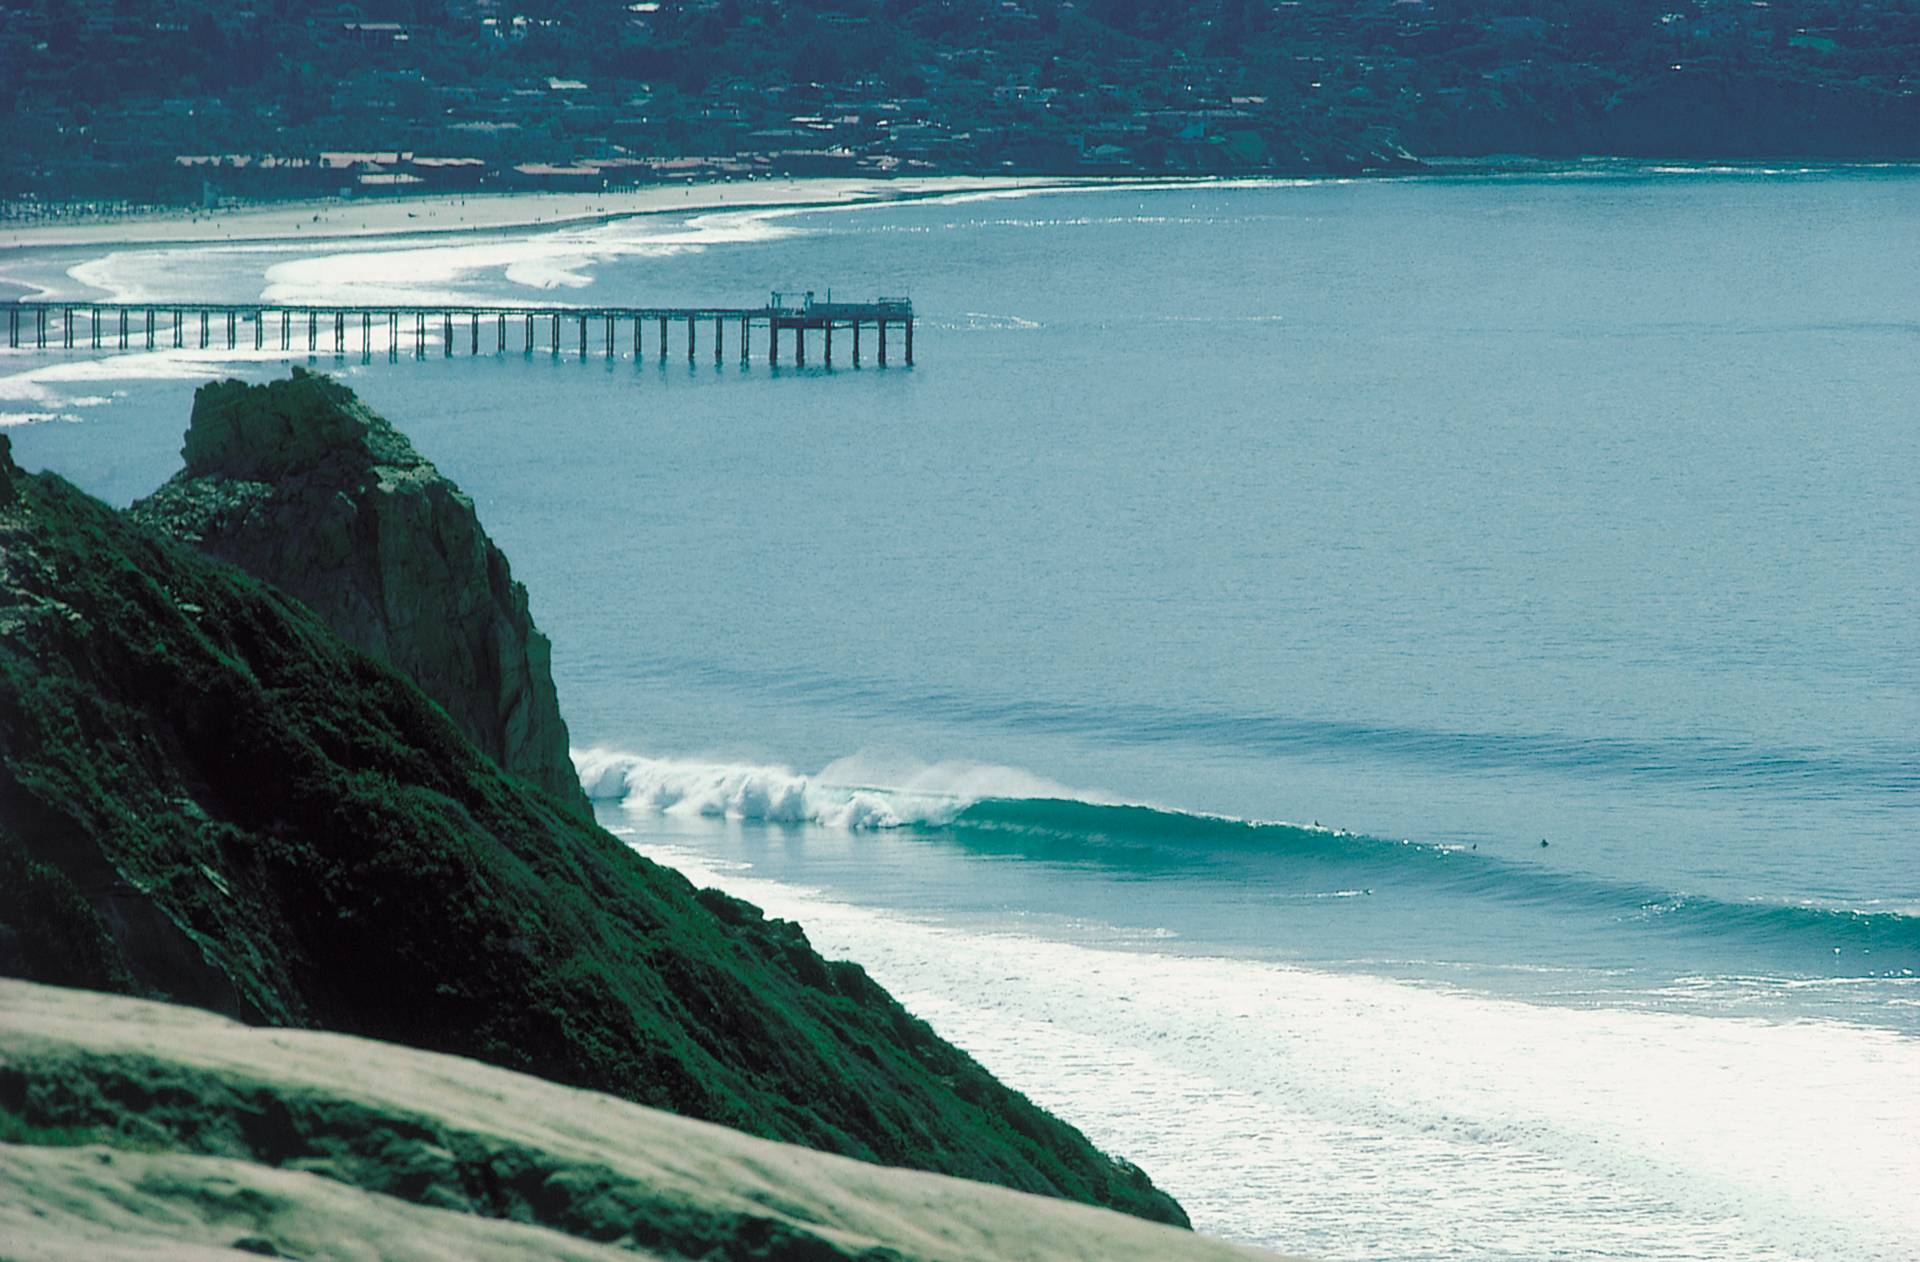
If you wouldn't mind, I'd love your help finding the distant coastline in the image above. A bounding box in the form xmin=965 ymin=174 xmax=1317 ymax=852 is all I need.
xmin=0 ymin=175 xmax=1102 ymax=253
xmin=6 ymin=160 xmax=1913 ymax=257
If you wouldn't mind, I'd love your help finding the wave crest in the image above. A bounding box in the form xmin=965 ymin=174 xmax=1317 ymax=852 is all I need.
xmin=573 ymin=748 xmax=1086 ymax=830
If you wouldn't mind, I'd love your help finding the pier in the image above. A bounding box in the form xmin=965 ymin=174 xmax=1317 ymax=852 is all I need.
xmin=3 ymin=293 xmax=913 ymax=369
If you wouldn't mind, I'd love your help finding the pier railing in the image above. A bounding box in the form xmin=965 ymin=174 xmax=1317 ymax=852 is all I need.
xmin=3 ymin=296 xmax=914 ymax=368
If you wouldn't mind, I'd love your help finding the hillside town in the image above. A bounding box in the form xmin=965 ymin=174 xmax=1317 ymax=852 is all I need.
xmin=3 ymin=0 xmax=1917 ymax=207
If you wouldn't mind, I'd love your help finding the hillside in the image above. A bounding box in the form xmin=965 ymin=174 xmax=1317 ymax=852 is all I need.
xmin=2 ymin=0 xmax=1915 ymax=204
xmin=0 ymin=979 xmax=1283 ymax=1261
xmin=0 ymin=423 xmax=1185 ymax=1227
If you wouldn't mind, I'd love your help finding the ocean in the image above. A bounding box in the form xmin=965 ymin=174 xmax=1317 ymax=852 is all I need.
xmin=5 ymin=165 xmax=1916 ymax=1260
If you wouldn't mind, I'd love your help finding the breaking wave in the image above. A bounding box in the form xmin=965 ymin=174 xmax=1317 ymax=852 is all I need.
xmin=573 ymin=747 xmax=1088 ymax=830
xmin=578 ymin=748 xmax=1920 ymax=965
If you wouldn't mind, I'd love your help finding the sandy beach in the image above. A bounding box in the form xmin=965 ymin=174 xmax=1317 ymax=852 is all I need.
xmin=0 ymin=175 xmax=1099 ymax=252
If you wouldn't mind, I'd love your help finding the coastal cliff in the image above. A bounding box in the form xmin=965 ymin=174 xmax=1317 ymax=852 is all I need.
xmin=0 ymin=423 xmax=1187 ymax=1228
xmin=132 ymin=369 xmax=590 ymax=818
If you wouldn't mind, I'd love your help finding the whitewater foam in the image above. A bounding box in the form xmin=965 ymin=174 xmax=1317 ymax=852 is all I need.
xmin=0 ymin=347 xmax=310 ymax=421
xmin=632 ymin=830 xmax=1920 ymax=1262
xmin=572 ymin=748 xmax=1102 ymax=830
xmin=258 ymin=210 xmax=800 ymax=307
xmin=953 ymin=312 xmax=1043 ymax=331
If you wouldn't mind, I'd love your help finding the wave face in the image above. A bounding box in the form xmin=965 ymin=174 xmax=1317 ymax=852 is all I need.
xmin=959 ymin=795 xmax=1920 ymax=963
xmin=580 ymin=750 xmax=1920 ymax=975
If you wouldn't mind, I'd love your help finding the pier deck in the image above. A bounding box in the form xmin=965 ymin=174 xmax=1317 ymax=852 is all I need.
xmin=3 ymin=294 xmax=914 ymax=368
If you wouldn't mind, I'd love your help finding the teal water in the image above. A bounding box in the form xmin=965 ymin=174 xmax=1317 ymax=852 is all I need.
xmin=6 ymin=166 xmax=1918 ymax=1258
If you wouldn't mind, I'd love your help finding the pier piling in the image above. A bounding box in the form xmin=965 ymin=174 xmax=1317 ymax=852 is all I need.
xmin=5 ymin=297 xmax=913 ymax=377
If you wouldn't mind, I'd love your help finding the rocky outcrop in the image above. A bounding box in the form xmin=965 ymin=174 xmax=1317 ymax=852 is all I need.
xmin=134 ymin=369 xmax=590 ymax=818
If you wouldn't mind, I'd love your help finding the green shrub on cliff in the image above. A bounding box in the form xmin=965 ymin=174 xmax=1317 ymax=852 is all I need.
xmin=0 ymin=432 xmax=1184 ymax=1228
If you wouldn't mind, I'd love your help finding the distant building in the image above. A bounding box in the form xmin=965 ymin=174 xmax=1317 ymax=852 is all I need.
xmin=342 ymin=21 xmax=409 ymax=47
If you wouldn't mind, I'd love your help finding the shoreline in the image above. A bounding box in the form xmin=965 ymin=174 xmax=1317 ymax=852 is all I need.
xmin=0 ymin=175 xmax=1125 ymax=253
xmin=5 ymin=159 xmax=1910 ymax=256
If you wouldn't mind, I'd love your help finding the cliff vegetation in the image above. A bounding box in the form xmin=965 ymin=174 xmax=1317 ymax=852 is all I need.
xmin=0 ymin=979 xmax=1274 ymax=1261
xmin=0 ymin=412 xmax=1184 ymax=1228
